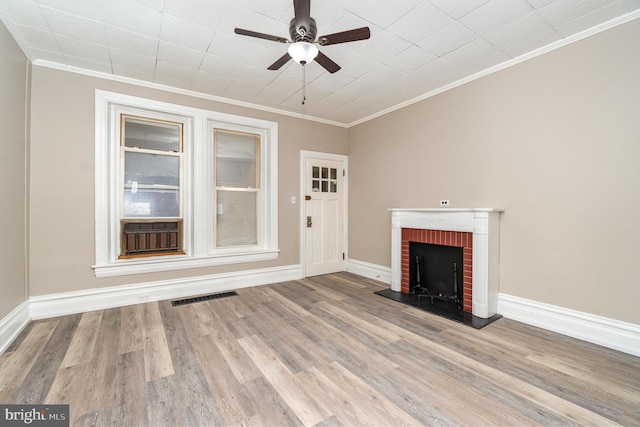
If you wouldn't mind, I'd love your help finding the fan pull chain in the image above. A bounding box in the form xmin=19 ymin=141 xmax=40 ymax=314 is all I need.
xmin=302 ymin=65 xmax=306 ymax=105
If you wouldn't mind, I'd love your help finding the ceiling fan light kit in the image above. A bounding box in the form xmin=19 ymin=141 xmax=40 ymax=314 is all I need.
xmin=288 ymin=42 xmax=318 ymax=65
xmin=234 ymin=0 xmax=370 ymax=74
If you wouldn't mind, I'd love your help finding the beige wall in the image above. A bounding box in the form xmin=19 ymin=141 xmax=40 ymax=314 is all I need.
xmin=0 ymin=20 xmax=28 ymax=318
xmin=348 ymin=20 xmax=640 ymax=324
xmin=28 ymin=67 xmax=348 ymax=296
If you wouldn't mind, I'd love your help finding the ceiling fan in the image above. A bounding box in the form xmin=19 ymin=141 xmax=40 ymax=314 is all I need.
xmin=234 ymin=0 xmax=370 ymax=73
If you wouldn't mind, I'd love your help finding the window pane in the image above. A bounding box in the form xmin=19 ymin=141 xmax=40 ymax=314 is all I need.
xmin=216 ymin=190 xmax=257 ymax=246
xmin=216 ymin=130 xmax=258 ymax=188
xmin=312 ymin=166 xmax=319 ymax=178
xmin=322 ymin=167 xmax=328 ymax=179
xmin=124 ymin=118 xmax=180 ymax=152
xmin=330 ymin=168 xmax=337 ymax=179
xmin=124 ymin=152 xmax=180 ymax=217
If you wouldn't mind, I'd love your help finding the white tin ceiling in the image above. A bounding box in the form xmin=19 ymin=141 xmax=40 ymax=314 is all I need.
xmin=1 ymin=0 xmax=639 ymax=126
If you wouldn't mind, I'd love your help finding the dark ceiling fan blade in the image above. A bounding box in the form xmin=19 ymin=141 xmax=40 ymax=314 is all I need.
xmin=268 ymin=52 xmax=292 ymax=70
xmin=315 ymin=51 xmax=341 ymax=73
xmin=293 ymin=0 xmax=311 ymax=36
xmin=234 ymin=28 xmax=289 ymax=44
xmin=318 ymin=27 xmax=371 ymax=46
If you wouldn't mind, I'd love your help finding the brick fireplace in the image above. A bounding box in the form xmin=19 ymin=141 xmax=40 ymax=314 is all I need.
xmin=390 ymin=208 xmax=503 ymax=319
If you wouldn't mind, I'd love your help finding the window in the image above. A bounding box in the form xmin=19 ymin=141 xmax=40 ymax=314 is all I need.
xmin=94 ymin=91 xmax=278 ymax=277
xmin=120 ymin=116 xmax=184 ymax=257
xmin=214 ymin=129 xmax=259 ymax=248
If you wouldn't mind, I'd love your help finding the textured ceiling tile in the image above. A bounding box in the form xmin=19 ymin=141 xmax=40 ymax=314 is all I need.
xmin=155 ymin=60 xmax=198 ymax=82
xmin=235 ymin=0 xmax=292 ymax=21
xmin=164 ymin=0 xmax=229 ymax=29
xmin=350 ymin=0 xmax=422 ymax=28
xmin=484 ymin=12 xmax=554 ymax=50
xmin=0 ymin=0 xmax=49 ymax=30
xmin=109 ymin=48 xmax=157 ymax=75
xmin=387 ymin=2 xmax=454 ymax=42
xmin=503 ymin=30 xmax=559 ymax=57
xmin=37 ymin=0 xmax=104 ymax=22
xmin=103 ymin=0 xmax=162 ymax=38
xmin=359 ymin=64 xmax=405 ymax=86
xmin=537 ymin=0 xmax=617 ymax=27
xmin=409 ymin=57 xmax=459 ymax=82
xmin=343 ymin=29 xmax=411 ymax=64
xmin=553 ymin=0 xmax=631 ymax=36
xmin=208 ymin=32 xmax=263 ymax=64
xmin=106 ymin=25 xmax=159 ymax=58
xmin=158 ymin=41 xmax=206 ymax=69
xmin=199 ymin=53 xmax=244 ymax=78
xmin=417 ymin=21 xmax=477 ymax=57
xmin=441 ymin=37 xmax=502 ymax=67
xmin=160 ymin=14 xmax=216 ymax=52
xmin=54 ymin=34 xmax=110 ymax=63
xmin=429 ymin=0 xmax=491 ymax=19
xmin=385 ymin=45 xmax=438 ymax=73
xmin=41 ymin=8 xmax=107 ymax=45
xmin=13 ymin=24 xmax=59 ymax=52
xmin=460 ymin=0 xmax=533 ymax=35
xmin=190 ymin=70 xmax=233 ymax=94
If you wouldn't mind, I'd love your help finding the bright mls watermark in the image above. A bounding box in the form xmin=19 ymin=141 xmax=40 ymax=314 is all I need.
xmin=0 ymin=405 xmax=69 ymax=426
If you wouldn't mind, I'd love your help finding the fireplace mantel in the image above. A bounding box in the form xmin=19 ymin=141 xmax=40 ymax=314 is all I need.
xmin=389 ymin=208 xmax=503 ymax=319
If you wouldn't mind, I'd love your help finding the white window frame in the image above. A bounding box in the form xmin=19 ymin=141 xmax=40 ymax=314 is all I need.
xmin=94 ymin=90 xmax=278 ymax=278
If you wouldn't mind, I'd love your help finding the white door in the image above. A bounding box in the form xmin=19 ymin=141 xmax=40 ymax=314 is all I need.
xmin=304 ymin=156 xmax=346 ymax=277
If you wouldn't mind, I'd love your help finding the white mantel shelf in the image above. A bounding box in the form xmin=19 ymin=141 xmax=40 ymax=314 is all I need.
xmin=389 ymin=208 xmax=503 ymax=319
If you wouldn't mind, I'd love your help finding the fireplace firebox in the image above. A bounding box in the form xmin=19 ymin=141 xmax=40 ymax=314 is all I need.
xmin=410 ymin=242 xmax=463 ymax=309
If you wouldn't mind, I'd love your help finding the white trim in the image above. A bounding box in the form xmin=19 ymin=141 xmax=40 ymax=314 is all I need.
xmin=344 ymin=258 xmax=640 ymax=358
xmin=498 ymin=293 xmax=640 ymax=358
xmin=0 ymin=301 xmax=31 ymax=355
xmin=94 ymin=90 xmax=279 ymax=277
xmin=299 ymin=151 xmax=348 ymax=278
xmin=346 ymin=259 xmax=391 ymax=284
xmin=33 ymin=61 xmax=347 ymax=128
xmin=30 ymin=264 xmax=302 ymax=320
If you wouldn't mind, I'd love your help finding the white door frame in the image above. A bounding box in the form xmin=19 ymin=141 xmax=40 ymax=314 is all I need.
xmin=299 ymin=150 xmax=348 ymax=278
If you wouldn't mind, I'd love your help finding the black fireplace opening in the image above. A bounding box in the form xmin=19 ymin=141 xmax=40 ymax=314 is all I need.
xmin=410 ymin=242 xmax=463 ymax=310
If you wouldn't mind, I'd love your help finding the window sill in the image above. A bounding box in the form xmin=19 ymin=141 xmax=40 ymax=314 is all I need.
xmin=93 ymin=249 xmax=280 ymax=278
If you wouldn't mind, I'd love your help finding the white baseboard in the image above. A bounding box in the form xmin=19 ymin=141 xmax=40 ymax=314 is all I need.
xmin=346 ymin=259 xmax=391 ymax=284
xmin=345 ymin=258 xmax=640 ymax=358
xmin=29 ymin=264 xmax=302 ymax=320
xmin=498 ymin=293 xmax=640 ymax=358
xmin=0 ymin=301 xmax=31 ymax=355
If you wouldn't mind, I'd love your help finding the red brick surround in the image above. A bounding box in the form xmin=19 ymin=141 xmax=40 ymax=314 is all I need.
xmin=401 ymin=228 xmax=473 ymax=312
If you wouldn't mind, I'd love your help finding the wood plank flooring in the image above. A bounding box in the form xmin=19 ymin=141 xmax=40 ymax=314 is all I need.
xmin=1 ymin=272 xmax=638 ymax=426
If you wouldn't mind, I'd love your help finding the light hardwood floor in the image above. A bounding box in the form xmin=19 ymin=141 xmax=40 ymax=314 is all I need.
xmin=1 ymin=272 xmax=638 ymax=426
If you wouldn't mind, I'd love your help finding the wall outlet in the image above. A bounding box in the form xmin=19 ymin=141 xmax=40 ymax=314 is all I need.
xmin=440 ymin=200 xmax=450 ymax=206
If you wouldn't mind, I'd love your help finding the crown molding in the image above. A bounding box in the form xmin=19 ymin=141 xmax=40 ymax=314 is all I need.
xmin=31 ymin=60 xmax=348 ymax=129
xmin=347 ymin=10 xmax=640 ymax=127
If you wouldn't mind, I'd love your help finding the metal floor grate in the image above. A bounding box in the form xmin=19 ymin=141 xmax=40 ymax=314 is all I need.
xmin=171 ymin=291 xmax=238 ymax=307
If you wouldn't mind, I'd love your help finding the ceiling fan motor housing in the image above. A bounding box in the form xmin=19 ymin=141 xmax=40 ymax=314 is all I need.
xmin=290 ymin=17 xmax=317 ymax=42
